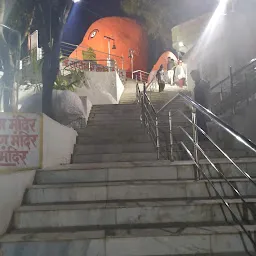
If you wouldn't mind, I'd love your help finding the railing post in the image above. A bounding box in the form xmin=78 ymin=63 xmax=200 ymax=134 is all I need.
xmin=245 ymin=73 xmax=249 ymax=106
xmin=169 ymin=110 xmax=174 ymax=161
xmin=230 ymin=66 xmax=235 ymax=114
xmin=156 ymin=116 xmax=160 ymax=160
xmin=220 ymin=86 xmax=223 ymax=101
xmin=136 ymin=83 xmax=139 ymax=103
xmin=192 ymin=107 xmax=199 ymax=180
xmin=141 ymin=84 xmax=146 ymax=126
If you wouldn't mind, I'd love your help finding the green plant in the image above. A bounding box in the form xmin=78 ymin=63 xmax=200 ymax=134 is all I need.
xmin=82 ymin=47 xmax=96 ymax=61
xmin=54 ymin=69 xmax=83 ymax=92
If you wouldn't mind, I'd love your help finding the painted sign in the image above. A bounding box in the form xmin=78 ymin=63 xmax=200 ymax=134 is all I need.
xmin=0 ymin=113 xmax=41 ymax=171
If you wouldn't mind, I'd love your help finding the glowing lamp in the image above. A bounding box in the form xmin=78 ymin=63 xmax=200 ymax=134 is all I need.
xmin=179 ymin=42 xmax=185 ymax=47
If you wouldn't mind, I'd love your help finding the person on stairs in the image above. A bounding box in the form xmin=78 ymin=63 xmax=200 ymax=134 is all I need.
xmin=167 ymin=57 xmax=175 ymax=85
xmin=156 ymin=64 xmax=165 ymax=92
xmin=190 ymin=69 xmax=210 ymax=141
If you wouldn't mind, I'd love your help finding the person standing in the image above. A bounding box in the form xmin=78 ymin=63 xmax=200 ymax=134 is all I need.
xmin=175 ymin=60 xmax=186 ymax=88
xmin=156 ymin=64 xmax=165 ymax=92
xmin=167 ymin=57 xmax=175 ymax=85
xmin=190 ymin=70 xmax=210 ymax=141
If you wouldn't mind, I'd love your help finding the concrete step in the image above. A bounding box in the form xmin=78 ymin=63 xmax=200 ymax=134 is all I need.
xmin=25 ymin=179 xmax=256 ymax=204
xmin=77 ymin=126 xmax=146 ymax=135
xmin=76 ymin=134 xmax=151 ymax=144
xmin=76 ymin=128 xmax=146 ymax=137
xmin=89 ymin=113 xmax=140 ymax=119
xmin=14 ymin=198 xmax=256 ymax=230
xmin=90 ymin=111 xmax=141 ymax=116
xmin=72 ymin=152 xmax=157 ymax=163
xmin=1 ymin=225 xmax=255 ymax=255
xmin=172 ymin=149 xmax=256 ymax=159
xmin=91 ymin=104 xmax=138 ymax=110
xmin=88 ymin=115 xmax=140 ymax=122
xmin=35 ymin=159 xmax=256 ymax=184
xmin=35 ymin=164 xmax=182 ymax=185
xmin=200 ymin=149 xmax=256 ymax=159
xmin=90 ymin=107 xmax=140 ymax=113
xmin=74 ymin=143 xmax=155 ymax=155
xmin=86 ymin=122 xmax=143 ymax=129
xmin=87 ymin=119 xmax=143 ymax=126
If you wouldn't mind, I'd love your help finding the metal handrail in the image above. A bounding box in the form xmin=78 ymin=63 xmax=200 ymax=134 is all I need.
xmin=211 ymin=59 xmax=256 ymax=91
xmin=179 ymin=92 xmax=256 ymax=154
xmin=133 ymin=70 xmax=150 ymax=75
xmin=61 ymin=41 xmax=124 ymax=60
xmin=137 ymin=84 xmax=256 ymax=250
xmin=156 ymin=91 xmax=256 ymax=155
xmin=178 ymin=109 xmax=256 ymax=185
xmin=180 ymin=142 xmax=256 ymax=248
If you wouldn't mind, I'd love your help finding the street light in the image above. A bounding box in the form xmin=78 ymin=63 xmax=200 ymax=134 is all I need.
xmin=179 ymin=41 xmax=185 ymax=47
xmin=72 ymin=0 xmax=81 ymax=2
xmin=129 ymin=49 xmax=135 ymax=79
xmin=104 ymin=35 xmax=116 ymax=69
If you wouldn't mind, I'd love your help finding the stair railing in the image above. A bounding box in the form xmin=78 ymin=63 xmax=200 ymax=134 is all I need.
xmin=132 ymin=70 xmax=149 ymax=83
xmin=137 ymin=83 xmax=256 ymax=250
xmin=210 ymin=59 xmax=256 ymax=115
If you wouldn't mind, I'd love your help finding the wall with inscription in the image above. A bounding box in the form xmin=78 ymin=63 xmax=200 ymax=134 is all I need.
xmin=0 ymin=113 xmax=41 ymax=171
xmin=0 ymin=113 xmax=77 ymax=235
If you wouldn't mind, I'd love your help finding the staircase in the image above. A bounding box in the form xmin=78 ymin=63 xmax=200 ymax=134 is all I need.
xmin=1 ymin=81 xmax=256 ymax=255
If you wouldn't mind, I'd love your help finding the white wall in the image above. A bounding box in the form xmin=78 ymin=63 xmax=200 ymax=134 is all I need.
xmin=75 ymin=71 xmax=124 ymax=105
xmin=79 ymin=96 xmax=92 ymax=123
xmin=0 ymin=114 xmax=77 ymax=236
xmin=116 ymin=72 xmax=125 ymax=102
xmin=42 ymin=114 xmax=77 ymax=168
xmin=184 ymin=11 xmax=256 ymax=91
xmin=0 ymin=170 xmax=35 ymax=235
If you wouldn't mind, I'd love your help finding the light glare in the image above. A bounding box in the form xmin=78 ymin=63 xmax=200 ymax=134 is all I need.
xmin=179 ymin=42 xmax=185 ymax=47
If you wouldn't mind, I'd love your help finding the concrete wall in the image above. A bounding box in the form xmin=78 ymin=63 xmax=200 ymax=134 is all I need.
xmin=75 ymin=71 xmax=124 ymax=105
xmin=42 ymin=114 xmax=77 ymax=168
xmin=172 ymin=13 xmax=211 ymax=53
xmin=0 ymin=114 xmax=77 ymax=235
xmin=0 ymin=170 xmax=35 ymax=235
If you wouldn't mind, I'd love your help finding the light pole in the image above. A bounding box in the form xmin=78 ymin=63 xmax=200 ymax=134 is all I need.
xmin=104 ymin=36 xmax=116 ymax=69
xmin=129 ymin=49 xmax=135 ymax=79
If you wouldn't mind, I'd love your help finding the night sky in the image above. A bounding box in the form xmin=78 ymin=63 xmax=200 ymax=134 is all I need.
xmin=63 ymin=0 xmax=123 ymax=45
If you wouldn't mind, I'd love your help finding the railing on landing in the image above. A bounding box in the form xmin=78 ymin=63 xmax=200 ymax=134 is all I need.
xmin=136 ymin=83 xmax=256 ymax=250
xmin=132 ymin=70 xmax=150 ymax=83
xmin=61 ymin=41 xmax=125 ymax=70
xmin=210 ymin=59 xmax=256 ymax=115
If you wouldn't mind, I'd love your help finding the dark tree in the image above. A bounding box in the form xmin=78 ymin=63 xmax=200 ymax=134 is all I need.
xmin=0 ymin=0 xmax=35 ymax=111
xmin=121 ymin=0 xmax=217 ymax=48
xmin=34 ymin=0 xmax=73 ymax=117
xmin=0 ymin=0 xmax=73 ymax=115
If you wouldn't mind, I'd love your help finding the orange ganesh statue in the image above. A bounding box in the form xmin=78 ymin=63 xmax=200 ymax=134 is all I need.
xmin=70 ymin=17 xmax=148 ymax=73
